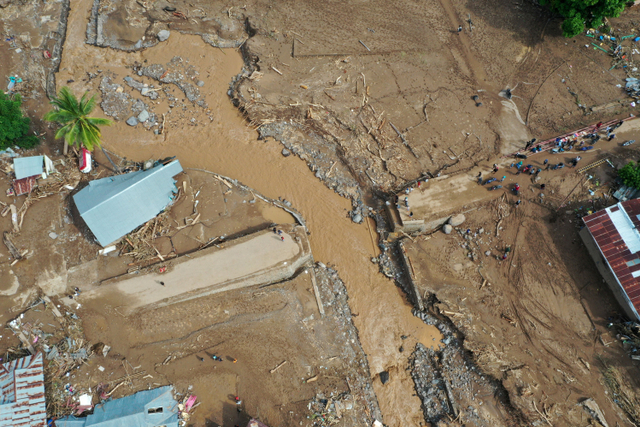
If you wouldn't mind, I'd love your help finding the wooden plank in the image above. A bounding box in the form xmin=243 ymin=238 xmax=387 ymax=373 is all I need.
xmin=309 ymin=267 xmax=325 ymax=316
xmin=3 ymin=232 xmax=22 ymax=260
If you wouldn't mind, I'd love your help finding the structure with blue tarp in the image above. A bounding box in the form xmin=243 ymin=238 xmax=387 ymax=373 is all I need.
xmin=55 ymin=386 xmax=179 ymax=427
xmin=72 ymin=160 xmax=183 ymax=247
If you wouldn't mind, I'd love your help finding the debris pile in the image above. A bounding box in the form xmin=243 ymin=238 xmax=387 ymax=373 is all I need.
xmin=5 ymin=296 xmax=95 ymax=419
xmin=307 ymin=393 xmax=354 ymax=426
xmin=601 ymin=364 xmax=640 ymax=426
xmin=118 ymin=210 xmax=176 ymax=262
xmin=584 ymin=28 xmax=640 ymax=102
xmin=177 ymin=393 xmax=199 ymax=426
xmin=608 ymin=317 xmax=640 ymax=360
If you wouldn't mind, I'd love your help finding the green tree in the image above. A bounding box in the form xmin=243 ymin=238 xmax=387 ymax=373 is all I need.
xmin=541 ymin=0 xmax=628 ymax=37
xmin=44 ymin=86 xmax=112 ymax=152
xmin=619 ymin=161 xmax=640 ymax=189
xmin=0 ymin=91 xmax=39 ymax=150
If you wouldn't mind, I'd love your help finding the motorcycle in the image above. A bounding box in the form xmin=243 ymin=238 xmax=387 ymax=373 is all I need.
xmin=623 ymin=139 xmax=636 ymax=146
xmin=489 ymin=185 xmax=503 ymax=191
xmin=484 ymin=177 xmax=497 ymax=185
xmin=579 ymin=146 xmax=594 ymax=151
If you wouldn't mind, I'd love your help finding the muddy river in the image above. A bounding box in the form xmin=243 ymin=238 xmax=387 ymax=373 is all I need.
xmin=54 ymin=0 xmax=442 ymax=424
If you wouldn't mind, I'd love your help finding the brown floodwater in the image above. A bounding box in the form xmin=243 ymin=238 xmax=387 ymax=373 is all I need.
xmin=56 ymin=1 xmax=442 ymax=424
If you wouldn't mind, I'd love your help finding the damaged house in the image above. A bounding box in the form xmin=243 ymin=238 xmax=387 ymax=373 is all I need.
xmin=72 ymin=160 xmax=182 ymax=247
xmin=56 ymin=385 xmax=179 ymax=427
xmin=581 ymin=200 xmax=640 ymax=321
xmin=12 ymin=155 xmax=54 ymax=196
xmin=0 ymin=352 xmax=46 ymax=427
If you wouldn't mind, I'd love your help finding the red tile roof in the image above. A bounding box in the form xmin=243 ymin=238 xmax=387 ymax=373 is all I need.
xmin=584 ymin=199 xmax=640 ymax=315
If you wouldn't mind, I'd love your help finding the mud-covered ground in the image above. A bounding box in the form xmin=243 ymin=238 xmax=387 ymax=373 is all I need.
xmin=4 ymin=0 xmax=640 ymax=425
xmin=401 ymin=141 xmax=640 ymax=426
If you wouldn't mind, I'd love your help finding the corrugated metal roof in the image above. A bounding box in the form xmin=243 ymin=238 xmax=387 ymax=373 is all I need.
xmin=584 ymin=199 xmax=640 ymax=317
xmin=73 ymin=161 xmax=183 ymax=247
xmin=0 ymin=353 xmax=46 ymax=427
xmin=56 ymin=386 xmax=179 ymax=427
xmin=13 ymin=156 xmax=44 ymax=180
xmin=13 ymin=176 xmax=37 ymax=196
xmin=607 ymin=203 xmax=640 ymax=253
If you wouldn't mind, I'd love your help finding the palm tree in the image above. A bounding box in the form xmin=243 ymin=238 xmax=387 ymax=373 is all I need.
xmin=44 ymin=86 xmax=112 ymax=154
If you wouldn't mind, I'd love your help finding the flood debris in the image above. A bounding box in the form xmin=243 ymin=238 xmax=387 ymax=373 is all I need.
xmin=307 ymin=393 xmax=355 ymax=426
xmin=600 ymin=364 xmax=640 ymax=426
xmin=5 ymin=296 xmax=97 ymax=419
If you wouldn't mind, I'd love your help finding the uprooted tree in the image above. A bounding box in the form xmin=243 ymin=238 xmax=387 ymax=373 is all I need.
xmin=618 ymin=161 xmax=640 ymax=189
xmin=0 ymin=91 xmax=39 ymax=150
xmin=540 ymin=0 xmax=628 ymax=38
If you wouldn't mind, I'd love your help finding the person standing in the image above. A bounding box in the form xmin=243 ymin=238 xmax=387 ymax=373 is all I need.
xmin=492 ymin=164 xmax=499 ymax=174
xmin=457 ymin=25 xmax=463 ymax=33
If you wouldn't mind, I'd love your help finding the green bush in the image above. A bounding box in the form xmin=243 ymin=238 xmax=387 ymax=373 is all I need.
xmin=619 ymin=161 xmax=640 ymax=190
xmin=0 ymin=92 xmax=39 ymax=150
xmin=540 ymin=0 xmax=627 ymax=37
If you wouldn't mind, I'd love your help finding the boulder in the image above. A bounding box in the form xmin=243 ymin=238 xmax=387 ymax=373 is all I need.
xmin=448 ymin=214 xmax=465 ymax=226
xmin=443 ymin=224 xmax=453 ymax=234
xmin=134 ymin=40 xmax=142 ymax=49
xmin=281 ymin=148 xmax=291 ymax=157
xmin=379 ymin=371 xmax=389 ymax=384
xmin=157 ymin=30 xmax=170 ymax=42
xmin=126 ymin=117 xmax=138 ymax=126
xmin=196 ymin=80 xmax=204 ymax=87
xmin=137 ymin=110 xmax=150 ymax=122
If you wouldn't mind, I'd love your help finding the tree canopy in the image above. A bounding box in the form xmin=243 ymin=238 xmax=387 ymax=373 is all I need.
xmin=540 ymin=0 xmax=628 ymax=37
xmin=619 ymin=161 xmax=640 ymax=189
xmin=44 ymin=86 xmax=111 ymax=151
xmin=0 ymin=91 xmax=39 ymax=150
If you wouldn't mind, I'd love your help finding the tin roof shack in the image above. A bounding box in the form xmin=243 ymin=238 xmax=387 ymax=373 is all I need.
xmin=0 ymin=352 xmax=46 ymax=427
xmin=72 ymin=160 xmax=183 ymax=247
xmin=581 ymin=200 xmax=640 ymax=321
xmin=13 ymin=155 xmax=54 ymax=196
xmin=56 ymin=386 xmax=179 ymax=427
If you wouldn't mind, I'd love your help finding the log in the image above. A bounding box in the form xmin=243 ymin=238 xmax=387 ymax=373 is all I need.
xmin=3 ymin=232 xmax=22 ymax=260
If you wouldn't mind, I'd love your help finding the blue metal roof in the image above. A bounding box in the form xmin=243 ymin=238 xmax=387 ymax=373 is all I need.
xmin=73 ymin=161 xmax=183 ymax=247
xmin=14 ymin=156 xmax=44 ymax=180
xmin=0 ymin=353 xmax=46 ymax=427
xmin=56 ymin=386 xmax=179 ymax=427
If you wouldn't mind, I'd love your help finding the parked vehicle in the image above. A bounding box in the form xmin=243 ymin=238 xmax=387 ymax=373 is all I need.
xmin=79 ymin=148 xmax=92 ymax=174
xmin=622 ymin=139 xmax=636 ymax=146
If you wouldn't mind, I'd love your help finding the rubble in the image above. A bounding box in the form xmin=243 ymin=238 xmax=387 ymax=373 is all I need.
xmin=5 ymin=296 xmax=96 ymax=419
xmin=157 ymin=30 xmax=170 ymax=42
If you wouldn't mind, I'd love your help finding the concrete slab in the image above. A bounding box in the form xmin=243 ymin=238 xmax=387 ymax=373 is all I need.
xmin=395 ymin=172 xmax=500 ymax=232
xmin=83 ymin=225 xmax=312 ymax=312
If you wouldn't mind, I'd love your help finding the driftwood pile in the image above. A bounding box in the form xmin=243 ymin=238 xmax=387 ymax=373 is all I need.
xmin=119 ymin=210 xmax=175 ymax=262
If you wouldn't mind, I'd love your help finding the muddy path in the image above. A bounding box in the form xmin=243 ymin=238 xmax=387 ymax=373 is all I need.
xmin=54 ymin=0 xmax=443 ymax=425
